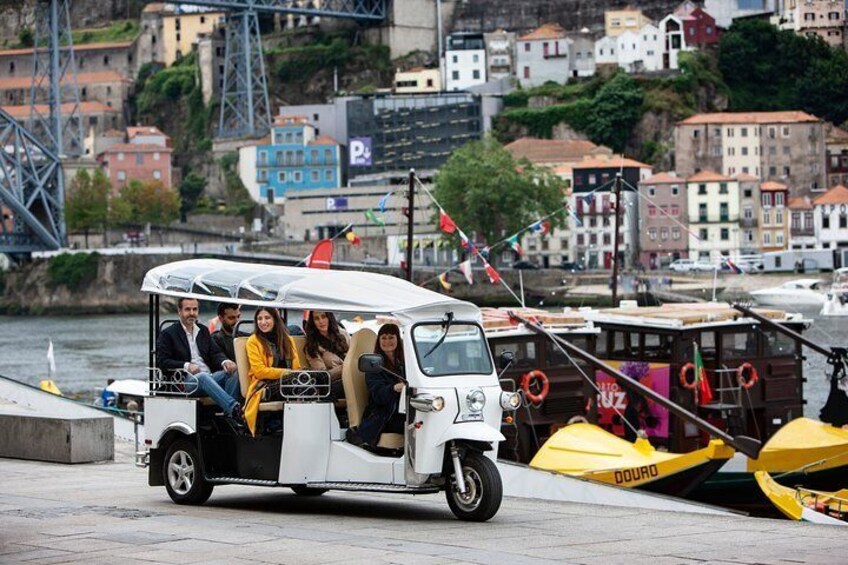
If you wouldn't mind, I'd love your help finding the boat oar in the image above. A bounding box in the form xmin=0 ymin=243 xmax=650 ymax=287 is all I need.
xmin=508 ymin=311 xmax=763 ymax=460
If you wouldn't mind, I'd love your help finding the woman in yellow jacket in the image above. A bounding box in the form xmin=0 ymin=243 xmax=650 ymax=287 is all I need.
xmin=244 ymin=307 xmax=302 ymax=435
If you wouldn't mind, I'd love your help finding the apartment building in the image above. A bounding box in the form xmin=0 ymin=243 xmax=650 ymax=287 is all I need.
xmin=445 ymin=32 xmax=487 ymax=91
xmin=674 ymin=1 xmax=721 ymax=47
xmin=777 ymin=0 xmax=846 ymax=48
xmin=674 ymin=111 xmax=827 ymax=197
xmin=139 ymin=3 xmax=226 ymax=67
xmin=788 ymin=196 xmax=816 ymax=249
xmin=394 ymin=68 xmax=441 ymax=93
xmin=96 ymin=126 xmax=173 ymax=191
xmin=638 ymin=172 xmax=689 ymax=269
xmin=516 ymin=23 xmax=572 ymax=87
xmin=686 ymin=170 xmax=742 ymax=261
xmin=813 ymin=184 xmax=848 ymax=251
xmin=759 ymin=181 xmax=790 ymax=252
xmin=485 ymin=30 xmax=516 ymax=80
xmin=605 ymin=7 xmax=653 ymax=37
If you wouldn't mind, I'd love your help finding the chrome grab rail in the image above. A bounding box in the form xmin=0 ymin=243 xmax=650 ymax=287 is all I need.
xmin=276 ymin=370 xmax=332 ymax=402
xmin=150 ymin=367 xmax=200 ymax=397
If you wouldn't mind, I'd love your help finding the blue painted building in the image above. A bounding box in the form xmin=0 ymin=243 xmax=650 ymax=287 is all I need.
xmin=239 ymin=115 xmax=342 ymax=203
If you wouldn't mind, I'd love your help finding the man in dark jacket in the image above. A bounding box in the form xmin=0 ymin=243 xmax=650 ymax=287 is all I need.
xmin=211 ymin=302 xmax=241 ymax=361
xmin=157 ymin=298 xmax=244 ymax=423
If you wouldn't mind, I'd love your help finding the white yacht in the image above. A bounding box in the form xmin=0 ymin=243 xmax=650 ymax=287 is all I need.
xmin=750 ymin=279 xmax=826 ymax=307
xmin=821 ymin=268 xmax=848 ymax=317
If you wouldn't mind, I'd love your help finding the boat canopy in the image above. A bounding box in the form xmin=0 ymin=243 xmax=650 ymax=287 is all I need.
xmin=141 ymin=259 xmax=481 ymax=323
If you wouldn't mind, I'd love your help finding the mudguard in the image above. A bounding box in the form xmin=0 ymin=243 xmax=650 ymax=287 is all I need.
xmin=437 ymin=422 xmax=505 ymax=447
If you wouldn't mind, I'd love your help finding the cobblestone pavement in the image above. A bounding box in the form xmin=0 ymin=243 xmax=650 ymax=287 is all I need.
xmin=1 ymin=441 xmax=846 ymax=565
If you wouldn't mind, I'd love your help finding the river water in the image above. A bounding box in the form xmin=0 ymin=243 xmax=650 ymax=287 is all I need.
xmin=0 ymin=307 xmax=844 ymax=414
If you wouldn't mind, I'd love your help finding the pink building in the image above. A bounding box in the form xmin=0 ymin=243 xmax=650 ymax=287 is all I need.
xmin=97 ymin=143 xmax=174 ymax=190
xmin=638 ymin=172 xmax=689 ymax=269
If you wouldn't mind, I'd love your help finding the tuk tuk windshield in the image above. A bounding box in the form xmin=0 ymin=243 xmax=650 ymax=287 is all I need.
xmin=412 ymin=323 xmax=493 ymax=377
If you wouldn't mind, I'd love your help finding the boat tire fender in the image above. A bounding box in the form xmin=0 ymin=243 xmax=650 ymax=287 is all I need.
xmin=520 ymin=370 xmax=550 ymax=404
xmin=679 ymin=363 xmax=697 ymax=390
xmin=737 ymin=363 xmax=759 ymax=389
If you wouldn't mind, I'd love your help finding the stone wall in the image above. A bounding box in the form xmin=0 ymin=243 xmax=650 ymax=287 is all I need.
xmin=0 ymin=0 xmax=131 ymax=44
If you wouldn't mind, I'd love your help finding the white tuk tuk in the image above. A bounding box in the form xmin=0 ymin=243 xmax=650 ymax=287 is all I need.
xmin=138 ymin=259 xmax=521 ymax=521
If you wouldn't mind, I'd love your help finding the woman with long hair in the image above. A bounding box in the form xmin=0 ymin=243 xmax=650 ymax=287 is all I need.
xmin=351 ymin=323 xmax=406 ymax=448
xmin=244 ymin=307 xmax=303 ymax=435
xmin=304 ymin=311 xmax=350 ymax=401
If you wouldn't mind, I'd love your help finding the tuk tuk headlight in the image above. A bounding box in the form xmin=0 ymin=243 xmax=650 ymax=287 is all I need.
xmin=409 ymin=394 xmax=445 ymax=412
xmin=466 ymin=389 xmax=486 ymax=413
xmin=500 ymin=391 xmax=522 ymax=411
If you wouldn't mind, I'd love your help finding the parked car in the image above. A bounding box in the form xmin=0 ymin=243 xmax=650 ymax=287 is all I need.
xmin=512 ymin=260 xmax=540 ymax=270
xmin=669 ymin=259 xmax=695 ymax=272
xmin=693 ymin=260 xmax=719 ymax=272
xmin=559 ymin=261 xmax=586 ymax=272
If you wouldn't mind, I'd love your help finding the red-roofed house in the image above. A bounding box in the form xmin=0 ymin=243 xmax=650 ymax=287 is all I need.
xmin=504 ymin=137 xmax=612 ymax=170
xmin=687 ymin=170 xmax=742 ymax=262
xmin=673 ymin=1 xmax=720 ymax=48
xmin=675 ymin=111 xmax=827 ymax=197
xmin=515 ymin=23 xmax=572 ymax=87
xmin=638 ymin=172 xmax=688 ymax=269
xmin=826 ymin=123 xmax=848 ymax=188
xmin=814 ymin=185 xmax=848 ymax=252
xmin=97 ymin=143 xmax=174 ymax=190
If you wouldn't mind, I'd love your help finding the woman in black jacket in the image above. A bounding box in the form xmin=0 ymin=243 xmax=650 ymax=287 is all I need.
xmin=357 ymin=323 xmax=406 ymax=448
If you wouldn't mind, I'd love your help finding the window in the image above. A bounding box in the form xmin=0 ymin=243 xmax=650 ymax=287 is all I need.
xmin=775 ymin=192 xmax=785 ymax=207
xmin=117 ymin=171 xmax=126 ymax=181
xmin=776 ymin=232 xmax=784 ymax=245
xmin=278 ymin=171 xmax=287 ymax=182
xmin=712 ymin=146 xmax=722 ymax=157
xmin=660 ymin=227 xmax=669 ymax=240
xmin=523 ymin=66 xmax=530 ymax=79
xmin=325 ymin=170 xmax=333 ymax=182
xmin=699 ymin=228 xmax=708 ymax=240
xmin=311 ymin=170 xmax=319 ymax=182
xmin=743 ymin=207 xmax=753 ymax=220
xmin=769 ymin=166 xmax=777 ymax=176
xmin=745 ymin=230 xmax=753 ymax=243
xmin=258 ymin=170 xmax=268 ymax=182
xmin=719 ymin=183 xmax=728 ymax=194
xmin=293 ymin=171 xmax=302 ymax=183
xmin=135 ymin=154 xmax=143 ymax=165
xmin=720 ymin=202 xmax=729 ymax=221
xmin=763 ymin=210 xmax=770 ymax=225
xmin=741 ymin=127 xmax=748 ymax=137
xmin=741 ymin=147 xmax=748 ymax=156
xmin=841 ymin=215 xmax=848 ymax=229
xmin=648 ymin=205 xmax=657 ymax=217
xmin=671 ymin=205 xmax=680 ymax=216
xmin=823 ymin=214 xmax=830 ymax=229
xmin=648 ymin=228 xmax=657 ymax=240
xmin=451 ymin=70 xmax=459 ymax=81
xmin=472 ymin=70 xmax=480 ymax=80
xmin=543 ymin=42 xmax=549 ymax=56
xmin=672 ymin=227 xmax=680 ymax=240
xmin=524 ymin=43 xmax=530 ymax=52
xmin=153 ymin=152 xmax=160 ymax=161
xmin=762 ymin=193 xmax=772 ymax=207
xmin=452 ymin=55 xmax=458 ymax=63
xmin=671 ymin=185 xmax=679 ymax=196
xmin=763 ymin=232 xmax=771 ymax=245
xmin=805 ymin=212 xmax=814 ymax=230
xmin=720 ymin=228 xmax=729 ymax=241
xmin=783 ymin=166 xmax=791 ymax=176
xmin=699 ymin=203 xmax=708 ymax=222
xmin=472 ymin=54 xmax=479 ymax=63
xmin=728 ymin=147 xmax=735 ymax=156
xmin=782 ymin=126 xmax=790 ymax=137
xmin=153 ymin=170 xmax=161 ymax=180
xmin=647 ymin=185 xmax=656 ymax=197
xmin=743 ymin=188 xmax=752 ymax=198
xmin=117 ymin=152 xmax=125 ymax=161
xmin=698 ymin=184 xmax=707 ymax=195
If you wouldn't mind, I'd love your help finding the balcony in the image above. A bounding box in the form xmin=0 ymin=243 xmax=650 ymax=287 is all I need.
xmin=740 ymin=218 xmax=758 ymax=228
xmin=791 ymin=227 xmax=815 ymax=237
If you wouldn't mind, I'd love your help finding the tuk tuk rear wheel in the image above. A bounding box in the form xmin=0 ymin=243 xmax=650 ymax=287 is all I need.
xmin=163 ymin=438 xmax=213 ymax=505
xmin=445 ymin=452 xmax=502 ymax=522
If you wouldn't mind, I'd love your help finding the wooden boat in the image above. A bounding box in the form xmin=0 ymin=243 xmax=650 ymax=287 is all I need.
xmin=755 ymin=470 xmax=848 ymax=526
xmin=529 ymin=422 xmax=734 ymax=497
xmin=689 ymin=418 xmax=848 ymax=509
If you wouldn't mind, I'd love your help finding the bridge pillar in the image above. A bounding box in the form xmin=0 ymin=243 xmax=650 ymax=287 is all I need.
xmin=218 ymin=9 xmax=272 ymax=139
xmin=29 ymin=0 xmax=84 ymax=158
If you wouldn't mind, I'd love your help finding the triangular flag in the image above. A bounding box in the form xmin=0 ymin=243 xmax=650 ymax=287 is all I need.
xmin=480 ymin=246 xmax=490 ymax=260
xmin=378 ymin=190 xmax=392 ymax=213
xmin=507 ymin=235 xmax=524 ymax=257
xmin=724 ymin=257 xmax=743 ymax=275
xmin=364 ymin=208 xmax=385 ymax=227
xmin=345 ymin=231 xmax=361 ymax=245
xmin=437 ymin=272 xmax=452 ymax=291
xmin=484 ymin=262 xmax=501 ymax=285
xmin=439 ymin=210 xmax=457 ymax=234
xmin=458 ymin=260 xmax=474 ymax=285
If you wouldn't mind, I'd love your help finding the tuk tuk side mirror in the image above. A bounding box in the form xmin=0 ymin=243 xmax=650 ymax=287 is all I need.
xmin=358 ymin=354 xmax=384 ymax=373
xmin=498 ymin=351 xmax=515 ymax=371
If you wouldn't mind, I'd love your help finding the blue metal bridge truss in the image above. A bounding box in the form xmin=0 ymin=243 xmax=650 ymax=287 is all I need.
xmin=0 ymin=0 xmax=388 ymax=256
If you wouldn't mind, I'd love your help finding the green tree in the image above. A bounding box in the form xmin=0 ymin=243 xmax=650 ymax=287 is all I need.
xmin=179 ymin=172 xmax=207 ymax=219
xmin=111 ymin=179 xmax=180 ymax=226
xmin=433 ymin=137 xmax=567 ymax=256
xmin=18 ymin=27 xmax=33 ymax=48
xmin=585 ymin=72 xmax=644 ymax=153
xmin=65 ymin=169 xmax=109 ymax=248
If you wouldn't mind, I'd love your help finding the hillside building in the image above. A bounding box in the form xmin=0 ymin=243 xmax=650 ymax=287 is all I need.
xmin=485 ymin=30 xmax=516 ymax=80
xmin=826 ymin=124 xmax=848 ymax=188
xmin=674 ymin=111 xmax=827 ymax=197
xmin=788 ymin=196 xmax=816 ymax=250
xmin=686 ymin=170 xmax=742 ymax=262
xmin=445 ymin=32 xmax=487 ymax=92
xmin=813 ymin=184 xmax=848 ymax=254
xmin=704 ymin=0 xmax=778 ymax=29
xmin=96 ymin=126 xmax=174 ymax=191
xmin=674 ymin=1 xmax=721 ymax=47
xmin=138 ymin=3 xmax=226 ymax=67
xmin=638 ymin=172 xmax=689 ymax=269
xmin=394 ymin=68 xmax=441 ymax=93
xmin=516 ymin=23 xmax=573 ymax=87
xmin=605 ymin=7 xmax=653 ymax=37
xmin=759 ymin=181 xmax=790 ymax=252
xmin=776 ymin=0 xmax=846 ymax=49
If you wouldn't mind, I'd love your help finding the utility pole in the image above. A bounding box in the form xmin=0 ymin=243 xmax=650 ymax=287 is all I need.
xmin=405 ymin=169 xmax=415 ymax=281
xmin=611 ymin=172 xmax=623 ymax=307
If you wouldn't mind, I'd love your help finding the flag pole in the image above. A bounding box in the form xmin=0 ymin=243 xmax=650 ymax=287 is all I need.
xmin=519 ymin=269 xmax=526 ymax=308
xmin=405 ymin=169 xmax=415 ymax=282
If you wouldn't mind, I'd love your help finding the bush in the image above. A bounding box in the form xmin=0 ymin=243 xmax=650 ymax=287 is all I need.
xmin=48 ymin=253 xmax=100 ymax=289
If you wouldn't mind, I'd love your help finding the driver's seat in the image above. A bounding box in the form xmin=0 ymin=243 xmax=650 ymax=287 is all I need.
xmin=342 ymin=328 xmax=404 ymax=450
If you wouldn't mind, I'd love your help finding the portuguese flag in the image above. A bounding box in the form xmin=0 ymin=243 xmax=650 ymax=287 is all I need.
xmin=693 ymin=342 xmax=713 ymax=406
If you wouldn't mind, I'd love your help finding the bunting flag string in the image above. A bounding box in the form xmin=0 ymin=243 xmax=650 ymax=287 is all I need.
xmin=364 ymin=208 xmax=385 ymax=227
xmin=458 ymin=260 xmax=474 ymax=285
xmin=345 ymin=231 xmax=362 ymax=245
xmin=378 ymin=190 xmax=393 ymax=214
xmin=439 ymin=210 xmax=457 ymax=234
xmin=620 ymin=178 xmax=702 ymax=241
xmin=437 ymin=272 xmax=452 ymax=291
xmin=506 ymin=234 xmax=524 ymax=257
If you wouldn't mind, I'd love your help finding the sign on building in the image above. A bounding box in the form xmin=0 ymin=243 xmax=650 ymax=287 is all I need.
xmin=349 ymin=137 xmax=372 ymax=167
xmin=326 ymin=197 xmax=349 ymax=211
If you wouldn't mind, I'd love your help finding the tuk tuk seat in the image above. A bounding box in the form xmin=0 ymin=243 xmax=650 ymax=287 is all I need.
xmin=233 ymin=336 xmax=283 ymax=412
xmin=342 ymin=328 xmax=404 ymax=450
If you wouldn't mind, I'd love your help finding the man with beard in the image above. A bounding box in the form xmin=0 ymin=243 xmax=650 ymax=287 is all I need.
xmin=211 ymin=302 xmax=242 ymax=361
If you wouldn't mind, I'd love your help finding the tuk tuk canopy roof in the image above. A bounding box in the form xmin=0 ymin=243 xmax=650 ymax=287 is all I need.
xmin=140 ymin=259 xmax=481 ymax=323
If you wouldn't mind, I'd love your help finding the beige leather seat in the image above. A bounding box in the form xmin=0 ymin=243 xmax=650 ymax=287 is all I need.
xmin=234 ymin=336 xmax=283 ymax=411
xmin=341 ymin=328 xmax=404 ymax=449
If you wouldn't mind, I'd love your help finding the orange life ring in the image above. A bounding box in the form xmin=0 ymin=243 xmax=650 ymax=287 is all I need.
xmin=679 ymin=363 xmax=698 ymax=390
xmin=737 ymin=362 xmax=759 ymax=389
xmin=520 ymin=370 xmax=550 ymax=404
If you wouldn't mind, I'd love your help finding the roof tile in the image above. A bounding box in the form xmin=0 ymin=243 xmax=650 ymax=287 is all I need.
xmin=813 ymin=185 xmax=848 ymax=205
xmin=518 ymin=23 xmax=567 ymax=41
xmin=504 ymin=137 xmax=604 ymax=164
xmin=679 ymin=111 xmax=821 ymax=125
xmin=687 ymin=170 xmax=734 ymax=182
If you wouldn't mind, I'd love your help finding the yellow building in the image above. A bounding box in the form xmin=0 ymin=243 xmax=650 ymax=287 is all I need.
xmin=604 ymin=8 xmax=653 ymax=37
xmin=393 ymin=68 xmax=441 ymax=93
xmin=160 ymin=6 xmax=225 ymax=66
xmin=759 ymin=181 xmax=790 ymax=252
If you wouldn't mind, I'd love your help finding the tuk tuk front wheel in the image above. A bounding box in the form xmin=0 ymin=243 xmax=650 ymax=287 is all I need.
xmin=290 ymin=486 xmax=328 ymax=496
xmin=445 ymin=452 xmax=502 ymax=522
xmin=163 ymin=438 xmax=213 ymax=505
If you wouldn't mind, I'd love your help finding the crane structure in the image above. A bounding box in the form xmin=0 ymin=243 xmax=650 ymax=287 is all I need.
xmin=0 ymin=0 xmax=388 ymax=256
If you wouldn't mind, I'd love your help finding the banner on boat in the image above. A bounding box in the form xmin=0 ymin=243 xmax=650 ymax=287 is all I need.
xmin=596 ymin=361 xmax=670 ymax=439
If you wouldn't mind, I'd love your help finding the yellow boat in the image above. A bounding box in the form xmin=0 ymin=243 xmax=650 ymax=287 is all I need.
xmin=755 ymin=470 xmax=848 ymax=526
xmin=689 ymin=418 xmax=848 ymax=507
xmin=39 ymin=379 xmax=62 ymax=396
xmin=530 ymin=423 xmax=734 ymax=497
